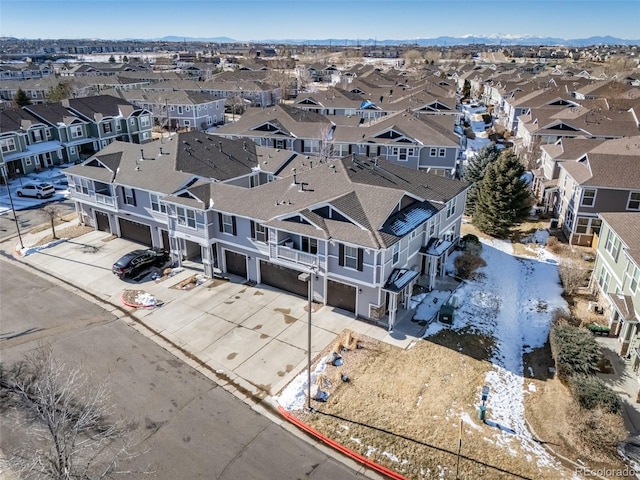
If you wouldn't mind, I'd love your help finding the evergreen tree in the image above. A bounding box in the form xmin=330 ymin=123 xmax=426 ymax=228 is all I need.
xmin=13 ymin=88 xmax=31 ymax=107
xmin=108 ymin=54 xmax=116 ymax=64
xmin=462 ymin=79 xmax=471 ymax=99
xmin=463 ymin=144 xmax=501 ymax=216
xmin=472 ymin=150 xmax=532 ymax=238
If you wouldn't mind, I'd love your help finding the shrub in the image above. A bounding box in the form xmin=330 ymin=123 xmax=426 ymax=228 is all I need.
xmin=565 ymin=403 xmax=628 ymax=462
xmin=454 ymin=252 xmax=486 ymax=279
xmin=546 ymin=235 xmax=564 ymax=254
xmin=549 ymin=323 xmax=600 ymax=382
xmin=461 ymin=233 xmax=482 ymax=255
xmin=569 ymin=375 xmax=621 ymax=414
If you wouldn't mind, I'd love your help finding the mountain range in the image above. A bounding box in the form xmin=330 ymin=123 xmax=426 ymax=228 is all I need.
xmin=155 ymin=34 xmax=640 ymax=47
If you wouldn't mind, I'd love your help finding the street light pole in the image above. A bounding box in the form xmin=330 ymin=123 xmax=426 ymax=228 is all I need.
xmin=298 ymin=264 xmax=316 ymax=411
xmin=1 ymin=163 xmax=24 ymax=249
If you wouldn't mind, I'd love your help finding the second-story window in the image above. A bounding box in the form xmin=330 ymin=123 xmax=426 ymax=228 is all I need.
xmin=339 ymin=244 xmax=363 ymax=271
xmin=604 ymin=229 xmax=621 ymax=262
xmin=177 ymin=206 xmax=196 ymax=229
xmin=150 ymin=193 xmax=166 ymax=214
xmin=581 ymin=188 xmax=596 ymax=207
xmin=102 ymin=122 xmax=112 ymax=134
xmin=392 ymin=242 xmax=400 ymax=264
xmin=446 ymin=199 xmax=456 ymax=218
xmin=71 ymin=125 xmax=83 ymax=138
xmin=627 ymin=192 xmax=640 ymax=211
xmin=629 ymin=265 xmax=639 ymax=293
xmin=178 ymin=106 xmax=183 ymax=114
xmin=219 ymin=213 xmax=236 ymax=235
xmin=252 ymin=222 xmax=267 ymax=243
xmin=123 ymin=187 xmax=136 ymax=206
xmin=301 ymin=236 xmax=318 ymax=254
xmin=141 ymin=116 xmax=150 ymax=127
xmin=0 ymin=138 xmax=16 ymax=153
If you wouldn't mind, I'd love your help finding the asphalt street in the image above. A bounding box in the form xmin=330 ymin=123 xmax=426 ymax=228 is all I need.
xmin=0 ymin=258 xmax=370 ymax=479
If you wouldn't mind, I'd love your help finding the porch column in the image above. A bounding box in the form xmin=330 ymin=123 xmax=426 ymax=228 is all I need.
xmin=388 ymin=293 xmax=398 ymax=332
xmin=429 ymin=256 xmax=437 ymax=290
xmin=619 ymin=321 xmax=636 ymax=357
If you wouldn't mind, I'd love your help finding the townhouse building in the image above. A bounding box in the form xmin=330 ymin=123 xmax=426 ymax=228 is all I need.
xmin=553 ymin=137 xmax=640 ymax=246
xmin=63 ymin=132 xmax=469 ymax=330
xmin=591 ymin=213 xmax=640 ymax=371
xmin=213 ymin=104 xmax=462 ymax=177
xmin=0 ymin=95 xmax=153 ymax=177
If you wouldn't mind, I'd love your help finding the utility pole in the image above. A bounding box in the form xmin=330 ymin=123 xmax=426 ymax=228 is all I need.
xmin=1 ymin=163 xmax=24 ymax=249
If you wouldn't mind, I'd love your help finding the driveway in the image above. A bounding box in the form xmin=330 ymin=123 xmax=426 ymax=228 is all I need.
xmin=17 ymin=229 xmax=417 ymax=400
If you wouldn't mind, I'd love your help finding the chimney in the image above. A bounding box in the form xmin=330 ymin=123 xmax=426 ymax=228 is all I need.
xmin=291 ymin=167 xmax=297 ymax=185
xmin=140 ymin=148 xmax=145 ymax=160
xmin=158 ymin=146 xmax=163 ymax=156
xmin=243 ymin=141 xmax=247 ymax=151
xmin=218 ymin=141 xmax=222 ymax=152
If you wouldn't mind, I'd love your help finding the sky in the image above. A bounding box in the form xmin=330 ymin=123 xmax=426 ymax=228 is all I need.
xmin=1 ymin=0 xmax=639 ymax=42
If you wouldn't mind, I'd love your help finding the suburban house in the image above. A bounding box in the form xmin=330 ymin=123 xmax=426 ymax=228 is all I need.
xmin=590 ymin=213 xmax=640 ymax=373
xmin=63 ymin=132 xmax=469 ymax=330
xmin=213 ymin=105 xmax=462 ymax=177
xmin=553 ymin=137 xmax=640 ymax=246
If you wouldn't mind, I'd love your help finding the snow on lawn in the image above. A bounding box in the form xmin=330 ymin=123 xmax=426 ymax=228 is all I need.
xmin=0 ymin=165 xmax=71 ymax=215
xmin=423 ymin=235 xmax=568 ymax=470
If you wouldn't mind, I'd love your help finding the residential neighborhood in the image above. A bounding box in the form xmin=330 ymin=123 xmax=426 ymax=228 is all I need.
xmin=1 ymin=16 xmax=640 ymax=480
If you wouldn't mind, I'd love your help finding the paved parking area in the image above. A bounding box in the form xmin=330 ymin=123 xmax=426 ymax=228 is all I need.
xmin=17 ymin=230 xmax=418 ymax=399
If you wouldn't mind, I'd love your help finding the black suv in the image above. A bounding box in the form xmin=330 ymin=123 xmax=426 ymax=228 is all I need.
xmin=112 ymin=248 xmax=169 ymax=279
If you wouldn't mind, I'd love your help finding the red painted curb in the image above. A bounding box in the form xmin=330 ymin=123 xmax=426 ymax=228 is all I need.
xmin=278 ymin=406 xmax=410 ymax=480
xmin=120 ymin=291 xmax=162 ymax=309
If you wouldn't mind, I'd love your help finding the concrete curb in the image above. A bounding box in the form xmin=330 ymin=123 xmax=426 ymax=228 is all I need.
xmin=278 ymin=406 xmax=410 ymax=480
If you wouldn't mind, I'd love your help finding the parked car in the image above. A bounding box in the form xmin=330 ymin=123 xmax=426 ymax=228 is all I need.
xmin=16 ymin=182 xmax=55 ymax=199
xmin=112 ymin=248 xmax=169 ymax=279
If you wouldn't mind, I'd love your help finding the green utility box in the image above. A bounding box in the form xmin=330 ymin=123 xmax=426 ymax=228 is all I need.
xmin=438 ymin=304 xmax=455 ymax=324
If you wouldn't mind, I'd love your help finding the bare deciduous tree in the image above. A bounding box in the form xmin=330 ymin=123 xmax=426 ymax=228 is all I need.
xmin=558 ymin=257 xmax=588 ymax=296
xmin=39 ymin=203 xmax=65 ymax=240
xmin=318 ymin=123 xmax=335 ymax=163
xmin=0 ymin=345 xmax=149 ymax=479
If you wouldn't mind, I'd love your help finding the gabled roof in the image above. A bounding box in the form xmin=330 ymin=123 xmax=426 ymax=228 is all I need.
xmin=64 ymin=94 xmax=143 ymax=121
xmin=23 ymin=103 xmax=86 ymax=127
xmin=0 ymin=108 xmax=45 ymax=133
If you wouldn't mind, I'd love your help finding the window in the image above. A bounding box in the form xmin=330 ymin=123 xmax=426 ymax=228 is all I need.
xmin=1 ymin=138 xmax=16 ymax=153
xmin=604 ymin=230 xmax=621 ymax=261
xmin=253 ymin=222 xmax=267 ymax=243
xmin=344 ymin=245 xmax=358 ymax=269
xmin=130 ymin=118 xmax=135 ymax=126
xmin=75 ymin=177 xmax=89 ymax=195
xmin=392 ymin=147 xmax=415 ymax=161
xmin=177 ymin=206 xmax=196 ymax=228
xmin=150 ymin=193 xmax=166 ymax=213
xmin=102 ymin=122 xmax=112 ymax=134
xmin=140 ymin=116 xmax=150 ymax=127
xmin=25 ymin=158 xmax=32 ymax=166
xmin=581 ymin=188 xmax=596 ymax=207
xmin=575 ymin=217 xmax=589 ymax=234
xmin=629 ymin=265 xmax=639 ymax=293
xmin=178 ymin=106 xmax=183 ymax=114
xmin=598 ymin=267 xmax=611 ymax=293
xmin=303 ymin=140 xmax=319 ymax=154
xmin=438 ymin=148 xmax=446 ymax=157
xmin=627 ymin=192 xmax=640 ymax=210
xmin=591 ymin=218 xmax=602 ymax=234
xmin=31 ymin=130 xmax=43 ymax=142
xmin=70 ymin=125 xmax=83 ymax=138
xmin=392 ymin=242 xmax=399 ymax=264
xmin=69 ymin=146 xmax=76 ymax=154
xmin=184 ymin=120 xmax=190 ymax=127
xmin=446 ymin=200 xmax=456 ymax=218
xmin=219 ymin=213 xmax=236 ymax=235
xmin=123 ymin=187 xmax=136 ymax=206
xmin=46 ymin=129 xmax=52 ymax=139
xmin=430 ymin=147 xmax=437 ymax=156
xmin=301 ymin=236 xmax=318 ymax=254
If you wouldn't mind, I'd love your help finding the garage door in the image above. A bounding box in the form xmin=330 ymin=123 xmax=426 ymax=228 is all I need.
xmin=225 ymin=250 xmax=247 ymax=278
xmin=327 ymin=279 xmax=356 ymax=313
xmin=95 ymin=211 xmax=110 ymax=232
xmin=118 ymin=218 xmax=152 ymax=246
xmin=259 ymin=261 xmax=308 ymax=298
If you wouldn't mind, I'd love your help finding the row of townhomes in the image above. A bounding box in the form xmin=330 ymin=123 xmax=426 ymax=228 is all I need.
xmin=63 ymin=132 xmax=469 ymax=330
xmin=0 ymin=95 xmax=153 ymax=176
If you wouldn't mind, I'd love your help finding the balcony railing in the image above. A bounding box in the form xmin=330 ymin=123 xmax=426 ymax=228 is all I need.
xmin=95 ymin=193 xmax=115 ymax=207
xmin=276 ymin=245 xmax=317 ymax=266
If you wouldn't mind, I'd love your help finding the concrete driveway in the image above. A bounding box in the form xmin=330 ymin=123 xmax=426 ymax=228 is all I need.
xmin=18 ymin=229 xmax=418 ymax=400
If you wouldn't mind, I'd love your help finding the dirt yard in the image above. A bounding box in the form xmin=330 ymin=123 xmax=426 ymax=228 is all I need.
xmin=281 ymin=219 xmax=633 ymax=480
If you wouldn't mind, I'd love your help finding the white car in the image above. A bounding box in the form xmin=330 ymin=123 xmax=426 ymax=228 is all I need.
xmin=16 ymin=182 xmax=55 ymax=199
